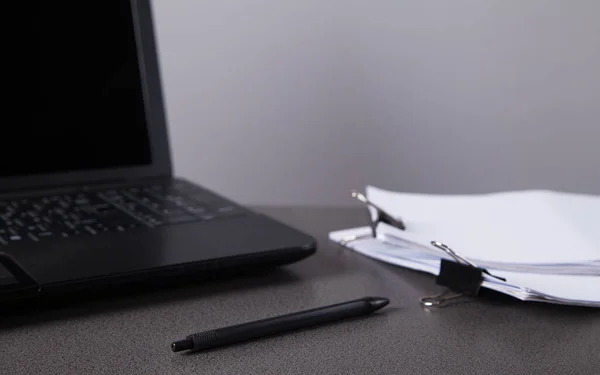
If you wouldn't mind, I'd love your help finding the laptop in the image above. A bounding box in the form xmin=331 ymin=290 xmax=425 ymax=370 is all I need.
xmin=0 ymin=0 xmax=316 ymax=304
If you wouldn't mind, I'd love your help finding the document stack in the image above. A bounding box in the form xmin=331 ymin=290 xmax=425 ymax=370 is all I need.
xmin=329 ymin=186 xmax=600 ymax=307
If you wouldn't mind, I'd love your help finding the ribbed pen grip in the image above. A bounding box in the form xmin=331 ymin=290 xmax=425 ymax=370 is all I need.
xmin=188 ymin=330 xmax=219 ymax=350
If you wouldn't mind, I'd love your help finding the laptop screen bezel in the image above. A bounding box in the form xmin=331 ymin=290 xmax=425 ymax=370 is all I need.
xmin=0 ymin=0 xmax=172 ymax=193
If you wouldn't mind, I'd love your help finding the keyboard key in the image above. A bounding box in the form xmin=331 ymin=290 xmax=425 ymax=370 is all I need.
xmin=131 ymin=192 xmax=188 ymax=216
xmin=184 ymin=204 xmax=210 ymax=215
xmin=0 ymin=181 xmax=244 ymax=246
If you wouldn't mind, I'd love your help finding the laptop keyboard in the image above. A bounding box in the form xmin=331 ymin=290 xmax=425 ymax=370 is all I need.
xmin=0 ymin=180 xmax=245 ymax=247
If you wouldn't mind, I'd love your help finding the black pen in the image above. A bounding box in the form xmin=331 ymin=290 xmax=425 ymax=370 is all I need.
xmin=171 ymin=296 xmax=389 ymax=352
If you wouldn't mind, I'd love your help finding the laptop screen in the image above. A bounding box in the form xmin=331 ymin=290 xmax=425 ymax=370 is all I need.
xmin=1 ymin=1 xmax=152 ymax=179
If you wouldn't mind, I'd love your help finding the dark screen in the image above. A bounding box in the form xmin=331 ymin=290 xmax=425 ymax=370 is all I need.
xmin=1 ymin=1 xmax=153 ymax=178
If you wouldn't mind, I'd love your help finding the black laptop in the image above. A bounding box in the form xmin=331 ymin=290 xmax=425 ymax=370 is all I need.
xmin=0 ymin=0 xmax=316 ymax=304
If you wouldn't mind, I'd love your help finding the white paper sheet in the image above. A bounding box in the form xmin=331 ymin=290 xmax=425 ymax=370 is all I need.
xmin=365 ymin=186 xmax=600 ymax=264
xmin=328 ymin=187 xmax=600 ymax=307
xmin=329 ymin=228 xmax=600 ymax=307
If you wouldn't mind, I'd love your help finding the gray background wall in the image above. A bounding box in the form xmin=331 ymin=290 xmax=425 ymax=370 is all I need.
xmin=152 ymin=0 xmax=600 ymax=206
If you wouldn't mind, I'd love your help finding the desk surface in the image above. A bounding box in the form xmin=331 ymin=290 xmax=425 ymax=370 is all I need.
xmin=1 ymin=207 xmax=599 ymax=375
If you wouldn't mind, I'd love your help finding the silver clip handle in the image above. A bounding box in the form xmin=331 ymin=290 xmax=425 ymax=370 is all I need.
xmin=420 ymin=290 xmax=469 ymax=308
xmin=351 ymin=190 xmax=406 ymax=231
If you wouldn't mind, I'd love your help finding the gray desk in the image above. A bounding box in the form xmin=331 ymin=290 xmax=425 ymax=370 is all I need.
xmin=1 ymin=207 xmax=599 ymax=375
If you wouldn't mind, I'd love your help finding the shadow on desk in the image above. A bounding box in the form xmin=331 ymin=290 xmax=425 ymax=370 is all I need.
xmin=0 ymin=267 xmax=302 ymax=329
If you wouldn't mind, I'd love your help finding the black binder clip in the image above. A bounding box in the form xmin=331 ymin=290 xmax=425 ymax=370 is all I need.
xmin=420 ymin=241 xmax=506 ymax=308
xmin=339 ymin=190 xmax=406 ymax=246
xmin=351 ymin=190 xmax=406 ymax=233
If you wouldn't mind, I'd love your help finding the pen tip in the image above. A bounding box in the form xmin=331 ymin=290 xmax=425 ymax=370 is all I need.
xmin=368 ymin=297 xmax=390 ymax=311
xmin=172 ymin=339 xmax=193 ymax=352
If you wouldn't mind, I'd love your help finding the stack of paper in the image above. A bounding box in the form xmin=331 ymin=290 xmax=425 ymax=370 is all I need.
xmin=329 ymin=187 xmax=600 ymax=307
